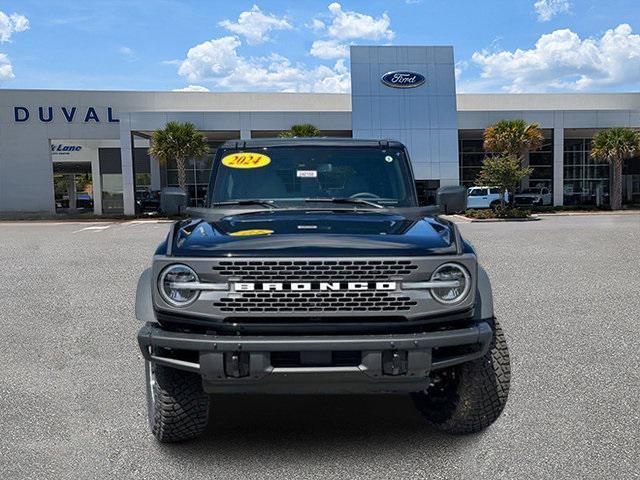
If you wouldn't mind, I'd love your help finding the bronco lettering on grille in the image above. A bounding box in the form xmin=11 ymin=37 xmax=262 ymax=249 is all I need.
xmin=234 ymin=282 xmax=397 ymax=292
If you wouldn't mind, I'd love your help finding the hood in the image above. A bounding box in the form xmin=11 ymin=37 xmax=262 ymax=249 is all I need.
xmin=170 ymin=209 xmax=457 ymax=257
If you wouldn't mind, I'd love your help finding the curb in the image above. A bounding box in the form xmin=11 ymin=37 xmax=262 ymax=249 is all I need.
xmin=534 ymin=211 xmax=640 ymax=217
xmin=468 ymin=217 xmax=540 ymax=223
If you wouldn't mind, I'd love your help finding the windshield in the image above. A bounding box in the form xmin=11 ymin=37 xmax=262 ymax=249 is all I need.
xmin=208 ymin=146 xmax=417 ymax=207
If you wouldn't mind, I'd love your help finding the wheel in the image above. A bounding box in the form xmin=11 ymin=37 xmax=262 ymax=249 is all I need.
xmin=490 ymin=200 xmax=500 ymax=211
xmin=146 ymin=360 xmax=210 ymax=442
xmin=411 ymin=319 xmax=510 ymax=434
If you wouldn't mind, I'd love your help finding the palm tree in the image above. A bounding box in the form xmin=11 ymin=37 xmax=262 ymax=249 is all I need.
xmin=483 ymin=119 xmax=544 ymax=161
xmin=279 ymin=124 xmax=321 ymax=138
xmin=148 ymin=121 xmax=209 ymax=194
xmin=590 ymin=127 xmax=640 ymax=210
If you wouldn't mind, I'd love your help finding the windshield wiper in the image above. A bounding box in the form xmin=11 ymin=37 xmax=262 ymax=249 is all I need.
xmin=303 ymin=197 xmax=385 ymax=209
xmin=212 ymin=199 xmax=278 ymax=209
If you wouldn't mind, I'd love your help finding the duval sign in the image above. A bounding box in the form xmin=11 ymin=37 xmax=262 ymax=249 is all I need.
xmin=13 ymin=106 xmax=119 ymax=123
xmin=381 ymin=71 xmax=426 ymax=89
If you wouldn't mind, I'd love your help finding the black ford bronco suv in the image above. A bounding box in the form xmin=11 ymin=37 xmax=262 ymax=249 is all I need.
xmin=136 ymin=138 xmax=510 ymax=442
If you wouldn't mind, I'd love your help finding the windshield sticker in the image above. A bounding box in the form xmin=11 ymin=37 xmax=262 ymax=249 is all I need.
xmin=385 ymin=155 xmax=394 ymax=163
xmin=229 ymin=229 xmax=274 ymax=236
xmin=296 ymin=170 xmax=317 ymax=178
xmin=222 ymin=153 xmax=271 ymax=169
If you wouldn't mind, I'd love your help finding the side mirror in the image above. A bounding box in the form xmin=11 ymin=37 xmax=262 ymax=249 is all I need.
xmin=436 ymin=186 xmax=468 ymax=214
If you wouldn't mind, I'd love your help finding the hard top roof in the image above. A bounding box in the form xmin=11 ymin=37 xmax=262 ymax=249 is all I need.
xmin=219 ymin=137 xmax=406 ymax=149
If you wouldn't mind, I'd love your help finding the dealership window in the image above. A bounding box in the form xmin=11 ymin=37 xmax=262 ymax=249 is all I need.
xmin=99 ymin=148 xmax=124 ymax=214
xmin=163 ymin=142 xmax=221 ymax=207
xmin=52 ymin=162 xmax=94 ymax=214
xmin=459 ymin=129 xmax=553 ymax=193
xmin=563 ymin=138 xmax=610 ymax=205
xmin=528 ymin=135 xmax=553 ymax=190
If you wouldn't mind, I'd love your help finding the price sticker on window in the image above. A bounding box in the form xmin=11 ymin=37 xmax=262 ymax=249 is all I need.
xmin=222 ymin=152 xmax=271 ymax=169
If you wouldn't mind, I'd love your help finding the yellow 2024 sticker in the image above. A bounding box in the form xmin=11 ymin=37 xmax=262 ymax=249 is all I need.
xmin=229 ymin=229 xmax=274 ymax=236
xmin=221 ymin=152 xmax=271 ymax=169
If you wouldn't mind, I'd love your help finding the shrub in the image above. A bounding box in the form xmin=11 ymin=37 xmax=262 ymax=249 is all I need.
xmin=465 ymin=207 xmax=531 ymax=219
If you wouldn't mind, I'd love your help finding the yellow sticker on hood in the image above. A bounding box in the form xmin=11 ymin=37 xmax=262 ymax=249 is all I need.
xmin=222 ymin=152 xmax=271 ymax=169
xmin=229 ymin=229 xmax=274 ymax=236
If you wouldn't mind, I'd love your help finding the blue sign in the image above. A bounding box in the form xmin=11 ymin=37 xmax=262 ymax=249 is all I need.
xmin=381 ymin=71 xmax=426 ymax=89
xmin=51 ymin=144 xmax=82 ymax=153
xmin=13 ymin=106 xmax=119 ymax=123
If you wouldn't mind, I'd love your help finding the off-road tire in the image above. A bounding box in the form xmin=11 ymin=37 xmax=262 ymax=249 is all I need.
xmin=146 ymin=361 xmax=210 ymax=442
xmin=411 ymin=319 xmax=510 ymax=434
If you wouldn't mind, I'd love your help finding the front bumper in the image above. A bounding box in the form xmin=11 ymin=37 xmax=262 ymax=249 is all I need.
xmin=138 ymin=321 xmax=493 ymax=394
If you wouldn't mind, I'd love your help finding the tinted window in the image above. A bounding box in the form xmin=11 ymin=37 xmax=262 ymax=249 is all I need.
xmin=209 ymin=146 xmax=416 ymax=207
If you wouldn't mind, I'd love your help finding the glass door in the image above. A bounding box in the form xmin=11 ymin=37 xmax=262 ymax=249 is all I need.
xmin=52 ymin=162 xmax=94 ymax=214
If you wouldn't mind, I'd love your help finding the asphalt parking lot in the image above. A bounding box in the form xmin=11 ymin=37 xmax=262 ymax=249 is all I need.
xmin=1 ymin=214 xmax=638 ymax=480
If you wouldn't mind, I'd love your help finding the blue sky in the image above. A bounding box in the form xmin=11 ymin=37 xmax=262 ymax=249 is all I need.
xmin=0 ymin=0 xmax=638 ymax=93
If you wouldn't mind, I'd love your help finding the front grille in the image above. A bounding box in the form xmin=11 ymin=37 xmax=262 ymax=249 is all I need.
xmin=213 ymin=290 xmax=418 ymax=313
xmin=212 ymin=259 xmax=418 ymax=282
xmin=515 ymin=197 xmax=535 ymax=205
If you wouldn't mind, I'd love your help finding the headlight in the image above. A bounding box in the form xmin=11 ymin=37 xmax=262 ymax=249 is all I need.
xmin=429 ymin=263 xmax=471 ymax=304
xmin=158 ymin=264 xmax=200 ymax=307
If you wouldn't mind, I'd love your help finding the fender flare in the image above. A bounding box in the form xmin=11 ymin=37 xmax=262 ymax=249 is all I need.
xmin=135 ymin=268 xmax=156 ymax=322
xmin=474 ymin=264 xmax=494 ymax=320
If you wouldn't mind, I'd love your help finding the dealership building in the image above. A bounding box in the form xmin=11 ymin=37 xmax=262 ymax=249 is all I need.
xmin=1 ymin=45 xmax=639 ymax=216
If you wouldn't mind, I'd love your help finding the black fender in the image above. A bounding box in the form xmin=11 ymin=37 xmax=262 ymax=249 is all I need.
xmin=135 ymin=268 xmax=156 ymax=322
xmin=474 ymin=264 xmax=494 ymax=320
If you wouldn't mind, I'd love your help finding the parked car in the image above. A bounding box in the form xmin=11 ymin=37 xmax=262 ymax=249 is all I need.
xmin=467 ymin=186 xmax=508 ymax=209
xmin=136 ymin=138 xmax=510 ymax=442
xmin=514 ymin=187 xmax=552 ymax=206
xmin=136 ymin=190 xmax=161 ymax=213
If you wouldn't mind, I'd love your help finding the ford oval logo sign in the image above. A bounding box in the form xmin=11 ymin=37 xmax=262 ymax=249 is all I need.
xmin=381 ymin=71 xmax=426 ymax=89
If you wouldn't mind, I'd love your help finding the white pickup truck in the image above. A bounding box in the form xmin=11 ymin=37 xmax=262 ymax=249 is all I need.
xmin=514 ymin=187 xmax=552 ymax=206
xmin=467 ymin=186 xmax=508 ymax=209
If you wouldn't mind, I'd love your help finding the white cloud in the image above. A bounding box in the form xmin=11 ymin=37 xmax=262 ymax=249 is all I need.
xmin=178 ymin=36 xmax=243 ymax=81
xmin=177 ymin=35 xmax=350 ymax=93
xmin=310 ymin=39 xmax=349 ymax=60
xmin=173 ymin=85 xmax=210 ymax=92
xmin=0 ymin=11 xmax=29 ymax=42
xmin=118 ymin=46 xmax=136 ymax=60
xmin=471 ymin=24 xmax=640 ymax=92
xmin=533 ymin=0 xmax=570 ymax=22
xmin=219 ymin=5 xmax=291 ymax=45
xmin=454 ymin=60 xmax=468 ymax=81
xmin=307 ymin=19 xmax=326 ymax=32
xmin=0 ymin=52 xmax=14 ymax=80
xmin=325 ymin=3 xmax=394 ymax=41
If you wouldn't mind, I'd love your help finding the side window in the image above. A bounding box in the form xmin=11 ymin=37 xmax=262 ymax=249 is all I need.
xmin=489 ymin=188 xmax=500 ymax=195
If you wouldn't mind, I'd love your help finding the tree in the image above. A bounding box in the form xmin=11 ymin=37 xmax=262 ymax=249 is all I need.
xmin=590 ymin=127 xmax=640 ymax=210
xmin=279 ymin=124 xmax=321 ymax=138
xmin=483 ymin=119 xmax=544 ymax=160
xmin=476 ymin=156 xmax=533 ymax=208
xmin=148 ymin=121 xmax=209 ymax=194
